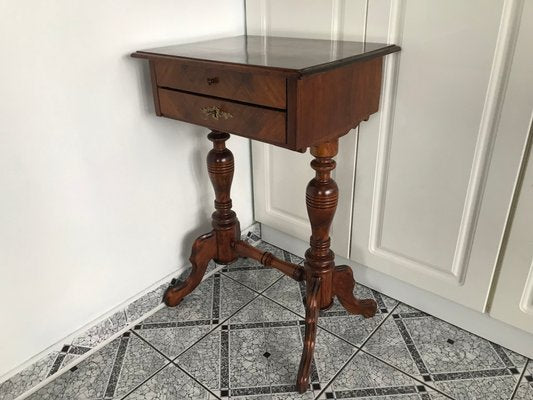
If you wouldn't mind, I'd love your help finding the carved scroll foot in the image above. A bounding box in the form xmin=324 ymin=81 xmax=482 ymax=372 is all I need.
xmin=296 ymin=277 xmax=321 ymax=393
xmin=163 ymin=231 xmax=217 ymax=307
xmin=333 ymin=265 xmax=377 ymax=318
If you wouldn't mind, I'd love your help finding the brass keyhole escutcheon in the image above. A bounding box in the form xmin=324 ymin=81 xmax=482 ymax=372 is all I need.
xmin=206 ymin=77 xmax=219 ymax=85
xmin=201 ymin=106 xmax=233 ymax=121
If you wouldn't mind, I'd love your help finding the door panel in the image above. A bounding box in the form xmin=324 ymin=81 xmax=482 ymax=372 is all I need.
xmin=352 ymin=0 xmax=528 ymax=310
xmin=489 ymin=0 xmax=533 ymax=333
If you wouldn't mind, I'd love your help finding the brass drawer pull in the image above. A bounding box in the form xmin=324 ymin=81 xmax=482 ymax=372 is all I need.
xmin=201 ymin=106 xmax=233 ymax=120
xmin=206 ymin=77 xmax=219 ymax=85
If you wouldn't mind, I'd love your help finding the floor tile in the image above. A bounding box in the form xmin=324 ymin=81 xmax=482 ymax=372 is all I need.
xmin=222 ymin=241 xmax=302 ymax=294
xmin=262 ymin=275 xmax=306 ymax=316
xmin=175 ymin=294 xmax=357 ymax=399
xmin=222 ymin=262 xmax=282 ymax=294
xmin=125 ymin=283 xmax=168 ymax=322
xmin=123 ymin=363 xmax=216 ymax=399
xmin=0 ymin=352 xmax=58 ymax=400
xmin=264 ymin=275 xmax=398 ymax=347
xmin=46 ymin=345 xmax=91 ymax=377
xmin=71 ymin=310 xmax=128 ymax=348
xmin=26 ymin=332 xmax=168 ymax=400
xmin=362 ymin=303 xmax=527 ymax=400
xmin=133 ymin=324 xmax=214 ymax=361
xmin=321 ymin=351 xmax=444 ymax=400
xmin=26 ymin=340 xmax=119 ymax=400
xmin=219 ymin=274 xmax=261 ymax=320
xmin=143 ymin=276 xmax=215 ymax=324
xmin=513 ymin=360 xmax=533 ymax=400
xmin=134 ymin=274 xmax=258 ymax=359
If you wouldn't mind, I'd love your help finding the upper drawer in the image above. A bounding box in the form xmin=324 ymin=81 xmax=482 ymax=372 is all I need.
xmin=154 ymin=59 xmax=287 ymax=109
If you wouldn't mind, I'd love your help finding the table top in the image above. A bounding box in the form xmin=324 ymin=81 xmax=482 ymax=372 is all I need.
xmin=133 ymin=35 xmax=400 ymax=75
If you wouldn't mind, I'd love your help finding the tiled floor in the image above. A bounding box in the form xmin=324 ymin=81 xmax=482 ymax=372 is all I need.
xmin=17 ymin=238 xmax=533 ymax=399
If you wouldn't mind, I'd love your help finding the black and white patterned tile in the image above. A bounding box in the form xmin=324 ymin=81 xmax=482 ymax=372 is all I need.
xmin=143 ymin=276 xmax=216 ymax=324
xmin=123 ymin=363 xmax=217 ymax=399
xmin=362 ymin=303 xmax=528 ymax=400
xmin=46 ymin=345 xmax=91 ymax=377
xmin=514 ymin=360 xmax=533 ymax=399
xmin=25 ymin=332 xmax=168 ymax=400
xmin=71 ymin=310 xmax=129 ymax=348
xmin=264 ymin=274 xmax=398 ymax=347
xmin=174 ymin=293 xmax=358 ymax=399
xmin=241 ymin=223 xmax=262 ymax=245
xmin=318 ymin=351 xmax=445 ymax=400
xmin=221 ymin=241 xmax=303 ymax=294
xmin=133 ymin=273 xmax=259 ymax=360
xmin=125 ymin=282 xmax=168 ymax=323
xmin=0 ymin=352 xmax=58 ymax=400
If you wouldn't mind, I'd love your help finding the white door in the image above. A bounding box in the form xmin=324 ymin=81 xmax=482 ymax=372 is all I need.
xmin=247 ymin=0 xmax=367 ymax=257
xmin=489 ymin=0 xmax=533 ymax=334
xmin=490 ymin=131 xmax=533 ymax=334
xmin=351 ymin=0 xmax=531 ymax=311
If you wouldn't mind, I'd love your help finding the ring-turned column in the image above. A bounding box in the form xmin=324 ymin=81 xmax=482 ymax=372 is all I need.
xmin=304 ymin=140 xmax=339 ymax=309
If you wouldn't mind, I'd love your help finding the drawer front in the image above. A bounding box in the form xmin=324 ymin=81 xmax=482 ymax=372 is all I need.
xmin=155 ymin=59 xmax=286 ymax=109
xmin=158 ymin=89 xmax=286 ymax=145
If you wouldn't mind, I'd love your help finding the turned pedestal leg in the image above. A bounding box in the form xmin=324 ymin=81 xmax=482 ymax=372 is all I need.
xmin=164 ymin=131 xmax=239 ymax=306
xmin=296 ymin=140 xmax=377 ymax=393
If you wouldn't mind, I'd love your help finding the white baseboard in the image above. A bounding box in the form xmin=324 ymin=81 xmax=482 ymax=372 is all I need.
xmin=262 ymin=224 xmax=533 ymax=360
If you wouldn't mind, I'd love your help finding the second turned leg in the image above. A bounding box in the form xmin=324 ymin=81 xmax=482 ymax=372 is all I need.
xmin=296 ymin=139 xmax=377 ymax=392
xmin=297 ymin=140 xmax=339 ymax=393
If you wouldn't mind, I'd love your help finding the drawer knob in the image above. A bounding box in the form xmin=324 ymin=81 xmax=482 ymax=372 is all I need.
xmin=201 ymin=106 xmax=233 ymax=121
xmin=206 ymin=77 xmax=219 ymax=85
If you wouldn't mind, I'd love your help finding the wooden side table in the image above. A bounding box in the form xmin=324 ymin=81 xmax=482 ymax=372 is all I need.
xmin=132 ymin=35 xmax=400 ymax=393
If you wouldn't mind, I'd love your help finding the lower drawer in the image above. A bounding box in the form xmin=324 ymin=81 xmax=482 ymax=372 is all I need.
xmin=158 ymin=89 xmax=287 ymax=145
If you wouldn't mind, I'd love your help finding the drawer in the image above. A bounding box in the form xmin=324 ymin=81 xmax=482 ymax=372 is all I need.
xmin=155 ymin=59 xmax=286 ymax=109
xmin=158 ymin=89 xmax=287 ymax=145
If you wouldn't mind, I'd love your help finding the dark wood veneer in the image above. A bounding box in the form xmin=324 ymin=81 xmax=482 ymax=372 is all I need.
xmin=158 ymin=89 xmax=287 ymax=146
xmin=155 ymin=58 xmax=287 ymax=109
xmin=132 ymin=35 xmax=399 ymax=394
xmin=133 ymin=35 xmax=398 ymax=151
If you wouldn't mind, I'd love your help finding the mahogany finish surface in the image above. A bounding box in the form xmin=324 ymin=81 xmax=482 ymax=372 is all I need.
xmin=155 ymin=58 xmax=287 ymax=108
xmin=132 ymin=35 xmax=399 ymax=151
xmin=158 ymin=89 xmax=287 ymax=145
xmin=132 ymin=35 xmax=399 ymax=394
xmin=133 ymin=35 xmax=399 ymax=73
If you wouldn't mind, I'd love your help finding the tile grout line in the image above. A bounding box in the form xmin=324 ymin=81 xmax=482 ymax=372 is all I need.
xmin=359 ymin=307 xmax=525 ymax=399
xmin=170 ymin=274 xmax=286 ymax=363
xmin=14 ymin=302 xmax=166 ymax=400
xmin=314 ymin=303 xmax=400 ymax=399
xmin=120 ymin=243 xmax=291 ymax=398
xmin=118 ymin=360 xmax=172 ymax=400
xmin=510 ymin=359 xmax=529 ymax=399
xmin=173 ymin=363 xmax=223 ymax=400
xmin=354 ymin=305 xmax=457 ymax=400
xmin=129 ymin=329 xmax=175 ymax=363
xmin=356 ymin=348 xmax=456 ymax=400
xmin=119 ymin=232 xmax=264 ymax=400
xmin=14 ymin=254 xmax=236 ymax=400
xmin=102 ymin=333 xmax=130 ymax=399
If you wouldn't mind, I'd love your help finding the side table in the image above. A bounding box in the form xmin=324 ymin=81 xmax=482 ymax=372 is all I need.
xmin=132 ymin=35 xmax=400 ymax=393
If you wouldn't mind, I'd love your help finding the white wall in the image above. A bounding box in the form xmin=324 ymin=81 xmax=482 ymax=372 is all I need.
xmin=0 ymin=0 xmax=250 ymax=377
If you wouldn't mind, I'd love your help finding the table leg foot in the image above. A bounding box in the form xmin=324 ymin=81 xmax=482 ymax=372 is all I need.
xmin=296 ymin=276 xmax=321 ymax=394
xmin=333 ymin=265 xmax=377 ymax=318
xmin=163 ymin=231 xmax=217 ymax=307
